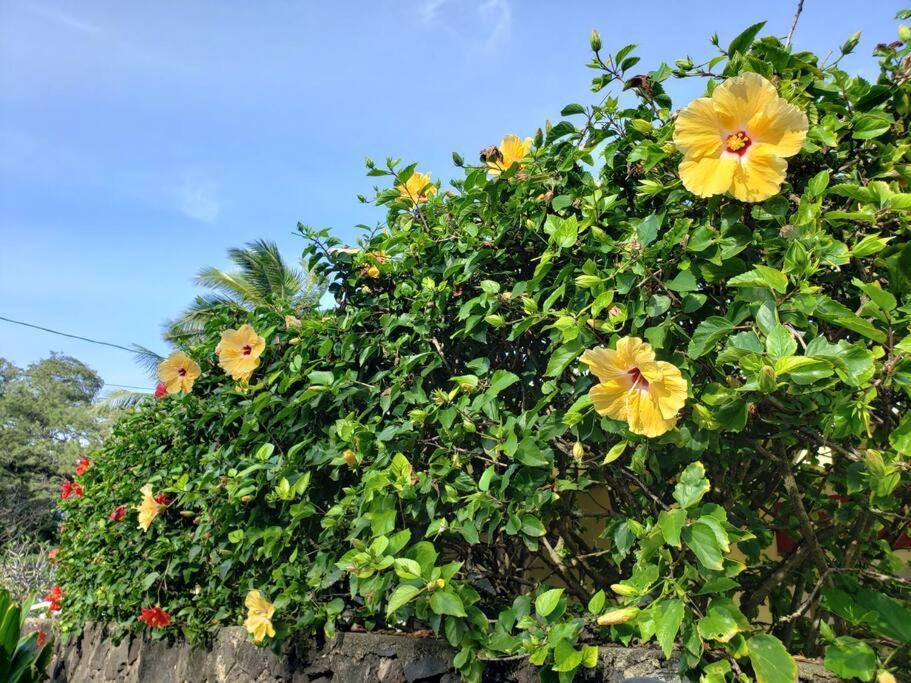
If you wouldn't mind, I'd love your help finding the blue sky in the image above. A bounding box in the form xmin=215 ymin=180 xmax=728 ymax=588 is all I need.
xmin=0 ymin=0 xmax=904 ymax=392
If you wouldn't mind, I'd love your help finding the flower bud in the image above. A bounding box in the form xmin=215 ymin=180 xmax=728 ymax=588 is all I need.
xmin=343 ymin=449 xmax=357 ymax=468
xmin=610 ymin=583 xmax=639 ymax=597
xmin=596 ymin=607 xmax=639 ymax=626
xmin=572 ymin=441 xmax=585 ymax=460
xmin=900 ymin=25 xmax=911 ymax=42
xmin=590 ymin=29 xmax=602 ymax=52
xmin=759 ymin=365 xmax=777 ymax=394
xmin=840 ymin=31 xmax=861 ymax=55
xmin=877 ymin=672 xmax=896 ymax=683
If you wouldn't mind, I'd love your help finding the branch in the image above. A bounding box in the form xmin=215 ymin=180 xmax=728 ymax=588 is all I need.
xmin=786 ymin=0 xmax=805 ymax=48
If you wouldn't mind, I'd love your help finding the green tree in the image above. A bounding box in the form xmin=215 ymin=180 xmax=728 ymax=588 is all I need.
xmin=164 ymin=239 xmax=325 ymax=344
xmin=0 ymin=354 xmax=107 ymax=541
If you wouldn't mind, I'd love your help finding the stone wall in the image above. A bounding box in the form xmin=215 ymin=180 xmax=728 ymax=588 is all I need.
xmin=49 ymin=623 xmax=838 ymax=682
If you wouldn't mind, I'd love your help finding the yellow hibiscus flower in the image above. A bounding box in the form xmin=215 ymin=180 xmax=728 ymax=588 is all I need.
xmin=157 ymin=352 xmax=201 ymax=394
xmin=136 ymin=484 xmax=163 ymax=532
xmin=673 ymin=72 xmax=808 ymax=203
xmin=215 ymin=324 xmax=266 ymax=383
xmin=397 ymin=171 xmax=436 ymax=204
xmin=243 ymin=590 xmax=276 ymax=643
xmin=581 ymin=337 xmax=688 ymax=438
xmin=487 ymin=134 xmax=533 ymax=175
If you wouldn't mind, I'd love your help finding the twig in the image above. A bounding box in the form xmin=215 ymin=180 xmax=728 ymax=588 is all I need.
xmin=619 ymin=467 xmax=669 ymax=511
xmin=786 ymin=0 xmax=805 ymax=48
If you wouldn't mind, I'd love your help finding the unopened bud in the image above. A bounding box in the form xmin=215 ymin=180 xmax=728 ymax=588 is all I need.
xmin=572 ymin=441 xmax=585 ymax=460
xmin=343 ymin=450 xmax=357 ymax=468
xmin=596 ymin=607 xmax=639 ymax=626
xmin=590 ymin=29 xmax=602 ymax=52
xmin=610 ymin=584 xmax=639 ymax=597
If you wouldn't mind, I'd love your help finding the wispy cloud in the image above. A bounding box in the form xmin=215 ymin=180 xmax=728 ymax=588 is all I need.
xmin=25 ymin=2 xmax=103 ymax=35
xmin=175 ymin=170 xmax=221 ymax=223
xmin=477 ymin=0 xmax=511 ymax=50
xmin=417 ymin=0 xmax=512 ymax=51
xmin=419 ymin=0 xmax=447 ymax=23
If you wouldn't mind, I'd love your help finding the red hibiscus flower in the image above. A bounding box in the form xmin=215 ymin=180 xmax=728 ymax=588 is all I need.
xmin=138 ymin=606 xmax=171 ymax=628
xmin=45 ymin=585 xmax=63 ymax=612
xmin=154 ymin=382 xmax=168 ymax=398
xmin=154 ymin=493 xmax=171 ymax=506
xmin=76 ymin=455 xmax=92 ymax=477
xmin=48 ymin=548 xmax=59 ymax=563
xmin=59 ymin=479 xmax=83 ymax=500
xmin=36 ymin=630 xmax=47 ymax=647
xmin=75 ymin=456 xmax=90 ymax=476
xmin=108 ymin=505 xmax=127 ymax=522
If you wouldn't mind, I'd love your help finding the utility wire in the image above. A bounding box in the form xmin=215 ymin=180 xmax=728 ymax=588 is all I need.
xmin=106 ymin=383 xmax=154 ymax=391
xmin=0 ymin=315 xmax=137 ymax=353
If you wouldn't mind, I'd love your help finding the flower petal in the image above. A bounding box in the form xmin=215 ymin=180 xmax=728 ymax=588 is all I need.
xmin=640 ymin=361 xmax=688 ymax=420
xmin=581 ymin=347 xmax=625 ymax=382
xmin=590 ymin=382 xmax=631 ymax=422
xmin=748 ymin=97 xmax=808 ymax=157
xmin=679 ymin=156 xmax=738 ymax=198
xmin=673 ymin=97 xmax=724 ymax=158
xmin=626 ymin=390 xmax=676 ymax=437
xmin=711 ymin=72 xmax=779 ymax=129
xmin=729 ymin=144 xmax=788 ymax=203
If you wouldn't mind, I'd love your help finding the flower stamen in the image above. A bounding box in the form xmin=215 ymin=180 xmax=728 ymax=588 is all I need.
xmin=242 ymin=344 xmax=252 ymax=356
xmin=628 ymin=367 xmax=649 ymax=391
xmin=725 ymin=131 xmax=752 ymax=155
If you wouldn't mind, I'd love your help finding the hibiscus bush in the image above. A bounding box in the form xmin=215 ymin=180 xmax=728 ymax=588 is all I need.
xmin=55 ymin=15 xmax=911 ymax=682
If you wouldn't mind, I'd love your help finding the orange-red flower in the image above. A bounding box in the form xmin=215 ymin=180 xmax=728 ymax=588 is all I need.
xmin=59 ymin=479 xmax=83 ymax=500
xmin=75 ymin=456 xmax=90 ymax=476
xmin=48 ymin=548 xmax=59 ymax=563
xmin=139 ymin=606 xmax=171 ymax=628
xmin=45 ymin=585 xmax=63 ymax=612
xmin=109 ymin=505 xmax=127 ymax=522
xmin=154 ymin=382 xmax=168 ymax=399
xmin=36 ymin=630 xmax=47 ymax=647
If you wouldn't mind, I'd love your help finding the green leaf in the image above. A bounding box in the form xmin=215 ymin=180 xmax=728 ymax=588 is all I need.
xmin=688 ymin=317 xmax=735 ymax=359
xmin=766 ymin=325 xmax=797 ymax=361
xmin=393 ymin=558 xmax=423 ymax=580
xmin=653 ymin=599 xmax=684 ymax=658
xmin=683 ymin=520 xmax=724 ymax=570
xmin=728 ymin=265 xmax=788 ymax=293
xmin=748 ymin=634 xmax=797 ymax=683
xmin=430 ymin=589 xmax=467 ymax=617
xmin=673 ymin=462 xmax=710 ymax=508
xmin=890 ymin=412 xmax=911 ymax=455
xmin=727 ymin=21 xmax=766 ymax=55
xmin=587 ymin=590 xmax=605 ymax=614
xmin=697 ymin=597 xmax=748 ymax=643
xmin=636 ymin=213 xmax=661 ymax=246
xmin=814 ymin=297 xmax=886 ymax=343
xmin=657 ymin=508 xmax=687 ymax=547
xmin=665 ymin=270 xmax=698 ymax=293
xmin=386 ymin=584 xmax=422 ymax=616
xmin=488 ymin=370 xmax=520 ymax=396
xmin=553 ymin=216 xmax=579 ymax=248
xmin=521 ymin=514 xmax=547 ymax=537
xmin=552 ymin=639 xmax=584 ymax=672
xmin=535 ymin=588 xmax=564 ymax=618
xmin=547 ymin=341 xmax=582 ymax=377
xmin=824 ymin=637 xmax=876 ymax=682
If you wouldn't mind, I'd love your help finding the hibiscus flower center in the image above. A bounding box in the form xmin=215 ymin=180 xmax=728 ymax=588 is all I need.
xmin=725 ymin=131 xmax=752 ymax=155
xmin=242 ymin=344 xmax=252 ymax=356
xmin=627 ymin=367 xmax=649 ymax=391
xmin=178 ymin=367 xmax=187 ymax=377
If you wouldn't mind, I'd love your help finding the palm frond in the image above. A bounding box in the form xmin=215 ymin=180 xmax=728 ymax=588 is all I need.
xmin=131 ymin=344 xmax=165 ymax=380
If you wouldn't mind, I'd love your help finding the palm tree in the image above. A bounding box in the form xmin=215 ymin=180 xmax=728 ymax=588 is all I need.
xmin=163 ymin=239 xmax=325 ymax=343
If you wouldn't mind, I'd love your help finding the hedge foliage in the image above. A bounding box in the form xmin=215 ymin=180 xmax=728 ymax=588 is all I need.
xmin=56 ymin=15 xmax=911 ymax=682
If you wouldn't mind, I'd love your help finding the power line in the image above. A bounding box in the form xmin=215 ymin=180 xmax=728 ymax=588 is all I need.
xmin=0 ymin=315 xmax=137 ymax=353
xmin=106 ymin=383 xmax=154 ymax=391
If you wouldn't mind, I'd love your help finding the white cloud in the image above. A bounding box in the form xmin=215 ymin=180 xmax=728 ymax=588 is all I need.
xmin=25 ymin=2 xmax=103 ymax=35
xmin=416 ymin=0 xmax=512 ymax=51
xmin=419 ymin=0 xmax=448 ymax=23
xmin=477 ymin=0 xmax=511 ymax=50
xmin=175 ymin=170 xmax=221 ymax=223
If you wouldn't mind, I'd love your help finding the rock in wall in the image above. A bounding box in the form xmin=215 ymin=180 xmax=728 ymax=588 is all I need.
xmin=51 ymin=623 xmax=837 ymax=682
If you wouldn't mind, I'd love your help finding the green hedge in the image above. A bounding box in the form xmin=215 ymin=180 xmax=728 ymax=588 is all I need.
xmin=56 ymin=16 xmax=911 ymax=682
